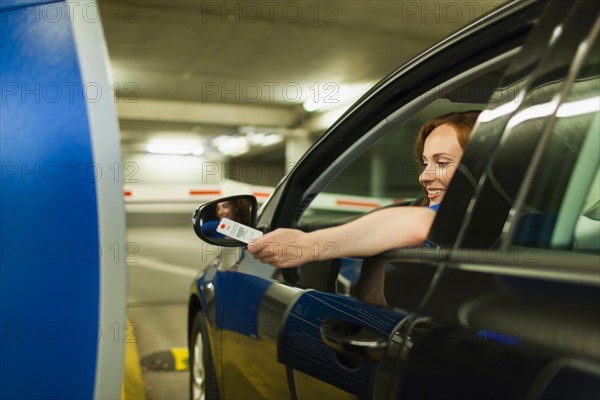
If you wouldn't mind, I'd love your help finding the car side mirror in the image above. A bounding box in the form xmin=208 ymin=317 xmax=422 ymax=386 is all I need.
xmin=191 ymin=195 xmax=258 ymax=247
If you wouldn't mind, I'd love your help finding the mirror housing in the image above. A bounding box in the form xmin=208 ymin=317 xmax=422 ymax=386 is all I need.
xmin=191 ymin=195 xmax=258 ymax=247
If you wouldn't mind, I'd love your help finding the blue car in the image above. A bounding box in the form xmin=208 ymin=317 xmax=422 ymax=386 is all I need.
xmin=188 ymin=0 xmax=600 ymax=398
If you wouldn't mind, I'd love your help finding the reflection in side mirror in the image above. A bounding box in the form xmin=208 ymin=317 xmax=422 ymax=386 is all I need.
xmin=191 ymin=195 xmax=258 ymax=247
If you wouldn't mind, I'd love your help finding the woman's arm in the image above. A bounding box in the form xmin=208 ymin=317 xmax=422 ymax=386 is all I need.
xmin=248 ymin=207 xmax=436 ymax=268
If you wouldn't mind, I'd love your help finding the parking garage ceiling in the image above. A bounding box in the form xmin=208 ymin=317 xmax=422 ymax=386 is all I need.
xmin=98 ymin=0 xmax=508 ymax=160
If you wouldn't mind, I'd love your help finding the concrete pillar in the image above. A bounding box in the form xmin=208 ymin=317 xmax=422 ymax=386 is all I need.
xmin=370 ymin=151 xmax=386 ymax=197
xmin=285 ymin=135 xmax=313 ymax=167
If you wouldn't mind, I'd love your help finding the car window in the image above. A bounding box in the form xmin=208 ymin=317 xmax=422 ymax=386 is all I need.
xmin=426 ymin=0 xmax=577 ymax=248
xmin=510 ymin=34 xmax=600 ymax=254
xmin=449 ymin=1 xmax=600 ymax=250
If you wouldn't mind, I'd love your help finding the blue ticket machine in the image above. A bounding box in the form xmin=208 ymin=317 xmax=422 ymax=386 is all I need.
xmin=1 ymin=1 xmax=126 ymax=398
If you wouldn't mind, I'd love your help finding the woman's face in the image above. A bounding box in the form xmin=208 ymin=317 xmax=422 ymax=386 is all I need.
xmin=418 ymin=123 xmax=464 ymax=207
xmin=216 ymin=201 xmax=235 ymax=220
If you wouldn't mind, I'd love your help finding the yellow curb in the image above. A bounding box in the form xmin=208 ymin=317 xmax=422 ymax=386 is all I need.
xmin=171 ymin=347 xmax=190 ymax=371
xmin=122 ymin=320 xmax=147 ymax=400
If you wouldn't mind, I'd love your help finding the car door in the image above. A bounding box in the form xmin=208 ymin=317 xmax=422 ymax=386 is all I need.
xmin=390 ymin=1 xmax=600 ymax=398
xmin=217 ymin=1 xmax=550 ymax=399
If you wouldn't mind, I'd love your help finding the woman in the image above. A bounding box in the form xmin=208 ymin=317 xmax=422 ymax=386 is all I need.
xmin=202 ymin=198 xmax=252 ymax=238
xmin=248 ymin=111 xmax=481 ymax=268
xmin=216 ymin=199 xmax=250 ymax=224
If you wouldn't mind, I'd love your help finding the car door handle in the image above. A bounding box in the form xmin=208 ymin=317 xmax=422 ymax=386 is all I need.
xmin=320 ymin=318 xmax=388 ymax=362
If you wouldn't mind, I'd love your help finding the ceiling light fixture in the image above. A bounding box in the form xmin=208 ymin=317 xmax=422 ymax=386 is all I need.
xmin=146 ymin=141 xmax=204 ymax=156
xmin=246 ymin=131 xmax=283 ymax=146
xmin=259 ymin=134 xmax=283 ymax=146
xmin=214 ymin=136 xmax=250 ymax=156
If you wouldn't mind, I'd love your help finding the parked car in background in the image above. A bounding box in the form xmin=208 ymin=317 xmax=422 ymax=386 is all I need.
xmin=188 ymin=0 xmax=600 ymax=398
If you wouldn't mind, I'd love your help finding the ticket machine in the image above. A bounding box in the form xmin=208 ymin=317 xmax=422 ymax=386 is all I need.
xmin=1 ymin=1 xmax=126 ymax=398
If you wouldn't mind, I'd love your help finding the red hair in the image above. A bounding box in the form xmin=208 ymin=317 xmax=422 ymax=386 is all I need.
xmin=413 ymin=110 xmax=481 ymax=205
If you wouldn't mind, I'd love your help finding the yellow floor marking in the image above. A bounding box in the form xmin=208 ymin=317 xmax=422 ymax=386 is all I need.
xmin=171 ymin=347 xmax=190 ymax=371
xmin=122 ymin=320 xmax=147 ymax=400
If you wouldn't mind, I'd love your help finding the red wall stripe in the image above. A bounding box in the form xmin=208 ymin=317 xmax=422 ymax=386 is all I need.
xmin=336 ymin=199 xmax=380 ymax=208
xmin=189 ymin=190 xmax=222 ymax=196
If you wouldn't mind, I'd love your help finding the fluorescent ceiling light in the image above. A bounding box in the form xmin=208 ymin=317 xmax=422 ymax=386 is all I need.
xmin=246 ymin=131 xmax=283 ymax=146
xmin=260 ymin=134 xmax=283 ymax=146
xmin=246 ymin=131 xmax=265 ymax=145
xmin=214 ymin=136 xmax=250 ymax=156
xmin=303 ymin=98 xmax=325 ymax=113
xmin=191 ymin=145 xmax=205 ymax=156
xmin=147 ymin=141 xmax=204 ymax=156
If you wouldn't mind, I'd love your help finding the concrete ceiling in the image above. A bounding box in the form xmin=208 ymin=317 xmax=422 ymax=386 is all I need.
xmin=98 ymin=0 xmax=507 ymax=160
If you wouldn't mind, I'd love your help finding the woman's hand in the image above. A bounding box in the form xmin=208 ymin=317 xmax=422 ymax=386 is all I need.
xmin=248 ymin=229 xmax=317 ymax=268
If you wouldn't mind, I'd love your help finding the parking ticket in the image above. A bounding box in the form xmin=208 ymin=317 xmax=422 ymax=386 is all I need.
xmin=216 ymin=218 xmax=263 ymax=243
